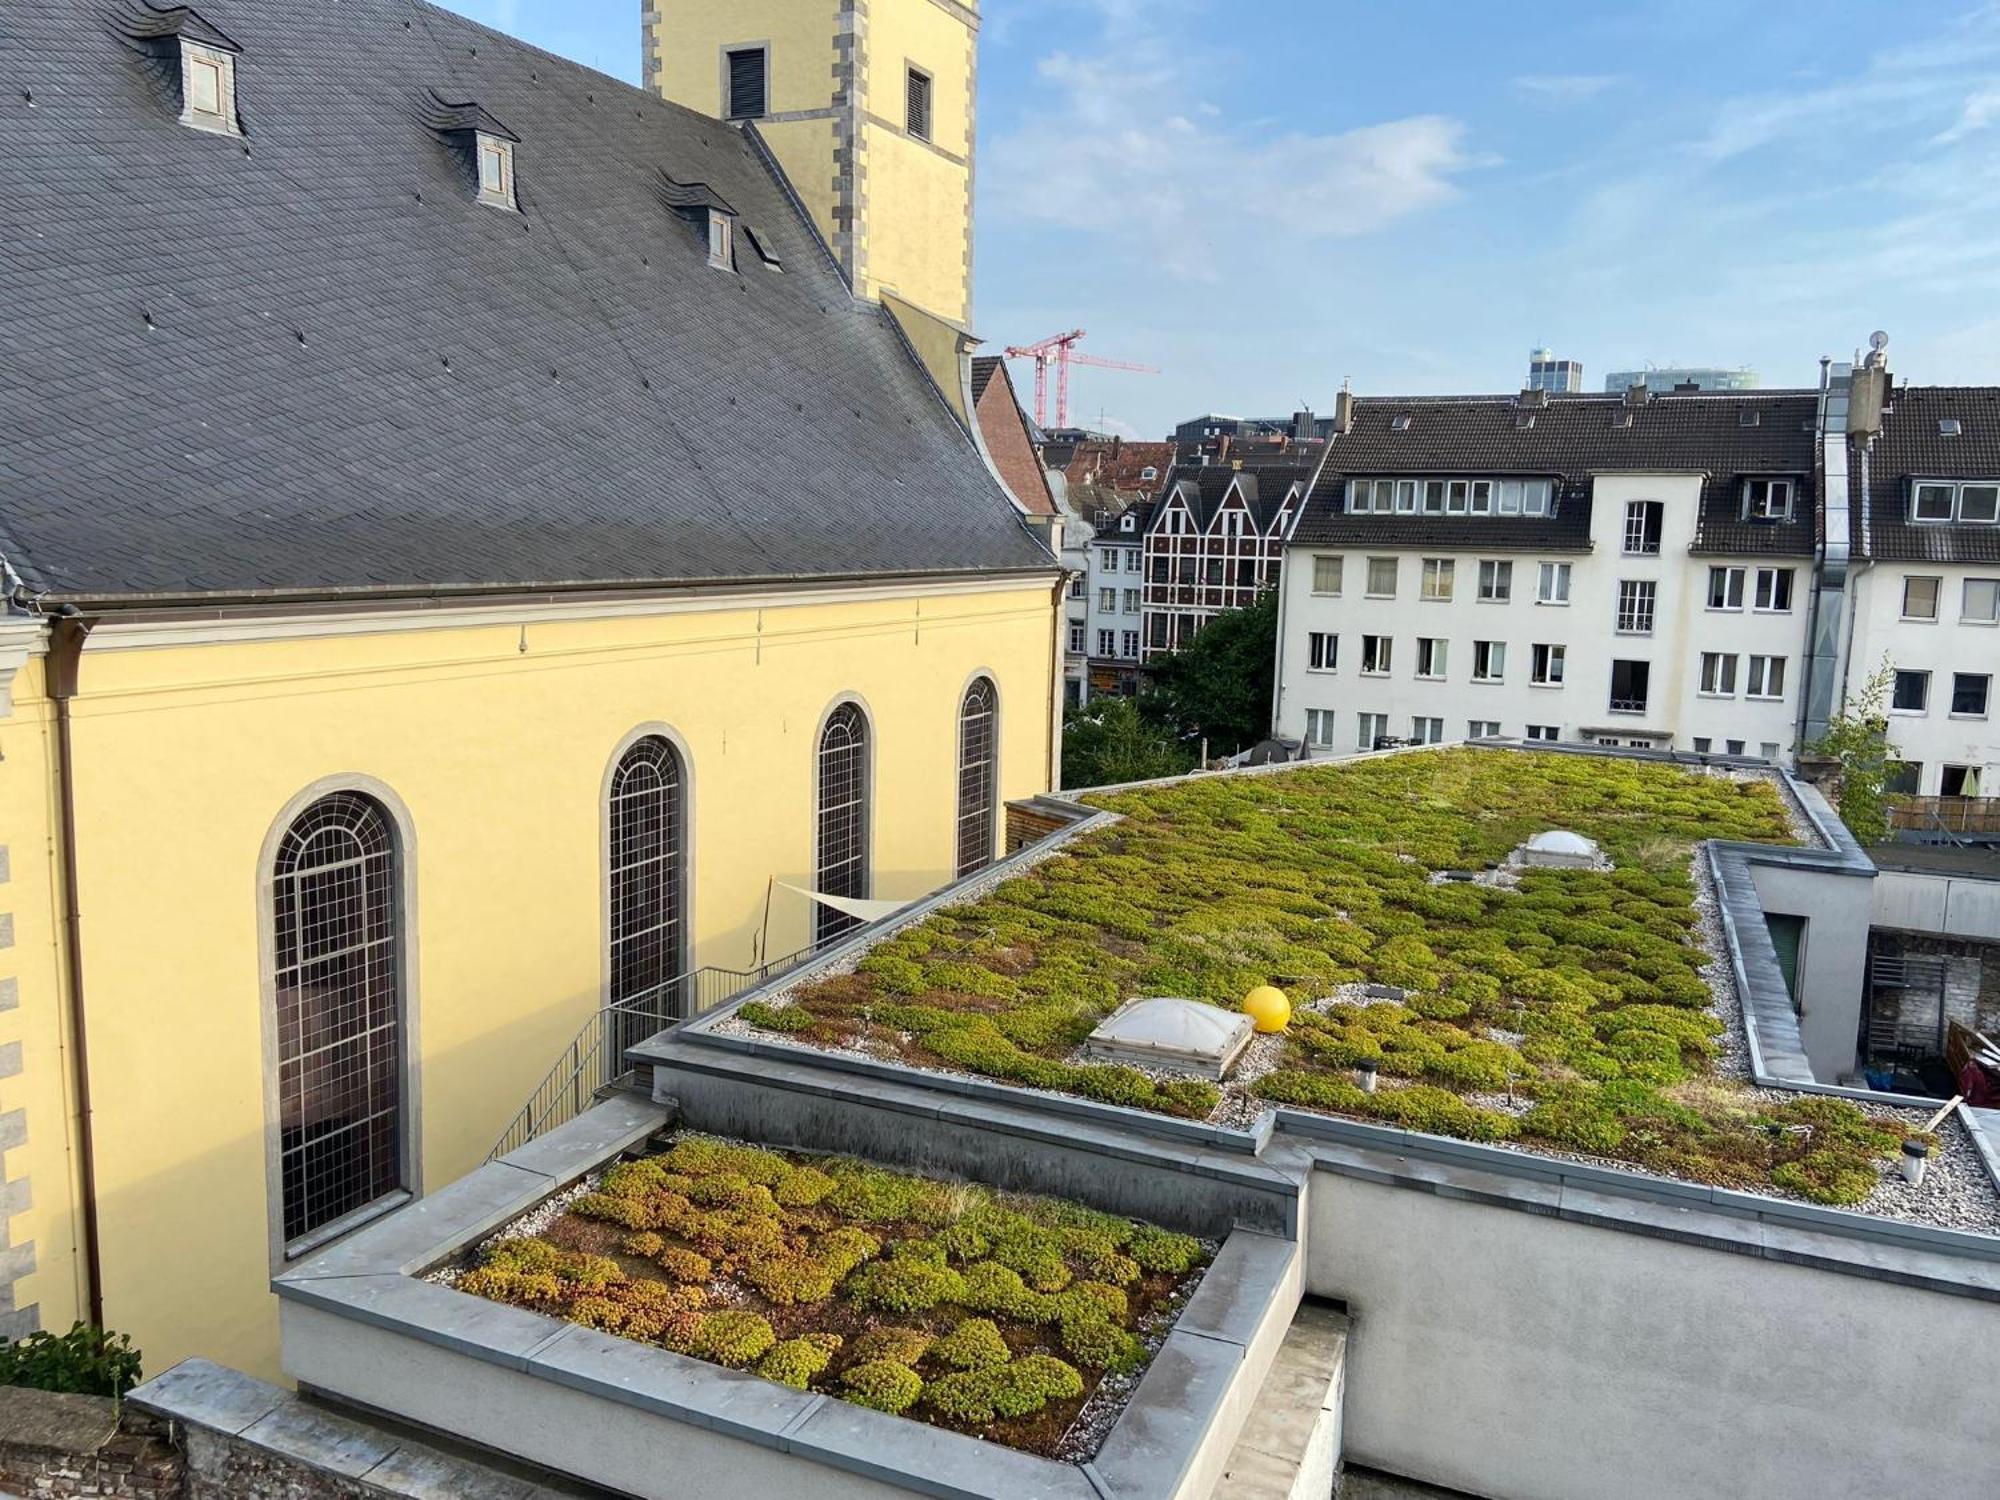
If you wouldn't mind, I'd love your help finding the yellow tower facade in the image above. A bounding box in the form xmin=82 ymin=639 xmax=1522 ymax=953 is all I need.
xmin=644 ymin=0 xmax=978 ymax=330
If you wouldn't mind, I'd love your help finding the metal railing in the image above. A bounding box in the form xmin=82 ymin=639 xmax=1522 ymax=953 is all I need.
xmin=485 ymin=947 xmax=820 ymax=1162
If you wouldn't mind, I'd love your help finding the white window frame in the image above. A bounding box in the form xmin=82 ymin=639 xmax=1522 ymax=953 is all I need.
xmin=1357 ymin=712 xmax=1389 ymax=751
xmin=1742 ymin=478 xmax=1794 ymax=521
xmin=1537 ymin=561 xmax=1571 ymax=605
xmin=1099 ymin=588 xmax=1117 ymax=613
xmin=1902 ymin=575 xmax=1941 ymax=622
xmin=1891 ymin=669 xmax=1930 ymax=715
xmin=1468 ymin=720 xmax=1503 ymax=739
xmin=1305 ymin=708 xmax=1337 ymax=749
xmin=1415 ymin=637 xmax=1446 ymax=680
xmin=1411 ymin=716 xmax=1445 ymax=745
xmin=1707 ymin=566 xmax=1745 ymax=611
xmin=1360 ymin=635 xmax=1392 ymax=676
xmin=180 ymin=42 xmax=239 ymax=136
xmin=1308 ymin=632 xmax=1338 ymax=673
xmin=1421 ymin=558 xmax=1455 ymax=602
xmin=707 ymin=210 xmax=735 ymax=270
xmin=1530 ymin=643 xmax=1565 ymax=686
xmin=1067 ymin=624 xmax=1085 ymax=653
xmin=1700 ymin=652 xmax=1739 ymax=696
xmin=1616 ymin=579 xmax=1657 ymax=634
xmin=1472 ymin=640 xmax=1505 ymax=683
xmin=1950 ymin=672 xmax=1991 ymax=719
xmin=1478 ymin=559 xmax=1513 ymax=602
xmin=1964 ymin=577 xmax=2000 ymax=625
xmin=1753 ymin=567 xmax=1794 ymax=613
xmin=1912 ymin=480 xmax=2000 ymax=524
xmin=1525 ymin=724 xmax=1560 ymax=743
xmin=1121 ymin=630 xmax=1140 ymax=660
xmin=1312 ymin=555 xmax=1344 ymax=596
xmin=1746 ymin=655 xmax=1785 ymax=700
xmin=1622 ymin=501 xmax=1663 ymax=557
xmin=1366 ymin=557 xmax=1398 ymax=598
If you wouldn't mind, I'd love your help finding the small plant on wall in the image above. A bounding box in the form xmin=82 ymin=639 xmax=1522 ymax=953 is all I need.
xmin=1804 ymin=661 xmax=1895 ymax=845
xmin=0 ymin=1323 xmax=143 ymax=1398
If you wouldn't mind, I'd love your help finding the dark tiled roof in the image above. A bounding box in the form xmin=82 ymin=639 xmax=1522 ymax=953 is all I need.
xmin=969 ymin=355 xmax=1003 ymax=405
xmin=1291 ymin=392 xmax=1819 ymax=555
xmin=0 ymin=0 xmax=1052 ymax=602
xmin=1856 ymin=386 xmax=2000 ymax=565
xmin=1151 ymin=463 xmax=1314 ymax=535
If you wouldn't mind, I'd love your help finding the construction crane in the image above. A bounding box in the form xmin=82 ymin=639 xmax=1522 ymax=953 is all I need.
xmin=1002 ymin=329 xmax=1158 ymax=430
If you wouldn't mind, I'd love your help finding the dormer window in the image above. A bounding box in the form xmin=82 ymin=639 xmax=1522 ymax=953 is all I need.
xmin=1120 ymin=515 xmax=1136 ymax=532
xmin=180 ymin=41 xmax=238 ymax=134
xmin=424 ymin=96 xmax=521 ymax=210
xmin=476 ymin=134 xmax=516 ymax=210
xmin=1140 ymin=467 xmax=1158 ymax=481
xmin=1742 ymin=477 xmax=1793 ymax=521
xmin=707 ymin=211 xmax=734 ymax=270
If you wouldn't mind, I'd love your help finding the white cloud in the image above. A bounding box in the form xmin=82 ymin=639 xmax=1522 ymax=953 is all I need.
xmin=1511 ymin=74 xmax=1624 ymax=104
xmin=1932 ymin=84 xmax=2000 ymax=144
xmin=987 ymin=34 xmax=1484 ymax=281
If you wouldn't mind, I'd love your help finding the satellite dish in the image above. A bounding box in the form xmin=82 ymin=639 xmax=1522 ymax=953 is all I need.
xmin=1869 ymin=330 xmax=1890 ymax=352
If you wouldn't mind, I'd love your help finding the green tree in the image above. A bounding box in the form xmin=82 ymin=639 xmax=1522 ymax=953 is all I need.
xmin=1807 ymin=661 xmax=1894 ymax=844
xmin=1141 ymin=590 xmax=1279 ymax=755
xmin=1062 ymin=697 xmax=1194 ymax=790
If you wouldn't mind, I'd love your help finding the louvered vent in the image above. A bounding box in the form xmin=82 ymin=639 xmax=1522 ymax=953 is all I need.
xmin=726 ymin=47 xmax=767 ymax=120
xmin=906 ymin=67 xmax=933 ymax=140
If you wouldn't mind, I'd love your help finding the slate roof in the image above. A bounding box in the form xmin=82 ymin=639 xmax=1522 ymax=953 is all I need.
xmin=1151 ymin=463 xmax=1313 ymax=536
xmin=0 ymin=0 xmax=1053 ymax=604
xmin=1855 ymin=386 xmax=2000 ymax=565
xmin=1291 ymin=392 xmax=1819 ymax=555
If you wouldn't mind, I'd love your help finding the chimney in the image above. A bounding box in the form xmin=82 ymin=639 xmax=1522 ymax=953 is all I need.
xmin=1623 ymin=383 xmax=1652 ymax=408
xmin=1333 ymin=386 xmax=1355 ymax=435
xmin=1292 ymin=408 xmax=1315 ymax=441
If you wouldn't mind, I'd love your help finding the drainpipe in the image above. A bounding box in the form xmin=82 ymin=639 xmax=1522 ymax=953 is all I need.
xmin=46 ymin=609 xmax=104 ymax=1330
xmin=1048 ymin=572 xmax=1067 ymax=791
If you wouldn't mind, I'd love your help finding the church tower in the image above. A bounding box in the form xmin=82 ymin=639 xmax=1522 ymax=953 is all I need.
xmin=644 ymin=0 xmax=978 ymax=331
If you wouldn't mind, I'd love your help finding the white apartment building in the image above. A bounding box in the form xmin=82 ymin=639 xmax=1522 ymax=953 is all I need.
xmin=1272 ymin=356 xmax=2000 ymax=798
xmin=1843 ymin=385 xmax=2000 ymax=799
xmin=1084 ymin=503 xmax=1150 ymax=697
xmin=1273 ymin=384 xmax=1822 ymax=760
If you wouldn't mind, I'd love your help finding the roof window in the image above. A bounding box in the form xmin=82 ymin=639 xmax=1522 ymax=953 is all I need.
xmin=1940 ymin=418 xmax=1963 ymax=438
xmin=707 ymin=210 xmax=734 ymax=270
xmin=476 ymin=135 xmax=516 ymax=209
xmin=1391 ymin=414 xmax=1413 ymax=431
xmin=1739 ymin=408 xmax=1761 ymax=427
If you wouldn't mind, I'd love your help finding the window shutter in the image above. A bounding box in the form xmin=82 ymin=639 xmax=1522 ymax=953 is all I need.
xmin=906 ymin=68 xmax=932 ymax=139
xmin=727 ymin=49 xmax=767 ymax=119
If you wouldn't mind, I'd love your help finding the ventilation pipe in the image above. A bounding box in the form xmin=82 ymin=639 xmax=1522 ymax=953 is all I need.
xmin=1801 ymin=357 xmax=1857 ymax=745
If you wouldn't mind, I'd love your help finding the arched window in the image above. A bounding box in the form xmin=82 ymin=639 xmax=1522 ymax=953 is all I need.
xmin=815 ymin=703 xmax=870 ymax=946
xmin=609 ymin=737 xmax=687 ymax=1029
xmin=956 ymin=678 xmax=998 ymax=877
xmin=271 ymin=792 xmax=404 ymax=1245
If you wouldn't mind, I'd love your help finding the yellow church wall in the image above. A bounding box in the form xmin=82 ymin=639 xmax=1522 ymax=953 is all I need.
xmin=52 ymin=576 xmax=1054 ymax=1381
xmin=0 ymin=649 xmax=88 ymax=1345
xmin=755 ymin=115 xmax=840 ymax=252
xmin=647 ymin=0 xmax=840 ymax=119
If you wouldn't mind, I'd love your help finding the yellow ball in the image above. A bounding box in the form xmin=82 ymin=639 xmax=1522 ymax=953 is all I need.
xmin=1243 ymin=985 xmax=1291 ymax=1034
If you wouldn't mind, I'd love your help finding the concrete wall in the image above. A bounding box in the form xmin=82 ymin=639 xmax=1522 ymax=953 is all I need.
xmin=1875 ymin=867 xmax=2000 ymax=941
xmin=1306 ymin=1167 xmax=2000 ymax=1500
xmin=1747 ymin=856 xmax=1873 ymax=1079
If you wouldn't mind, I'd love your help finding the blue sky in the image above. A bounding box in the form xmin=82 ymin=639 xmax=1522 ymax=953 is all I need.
xmin=441 ymin=0 xmax=2000 ymax=436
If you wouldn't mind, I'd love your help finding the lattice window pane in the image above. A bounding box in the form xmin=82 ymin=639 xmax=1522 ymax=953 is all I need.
xmin=816 ymin=705 xmax=870 ymax=945
xmin=956 ymin=679 xmax=998 ymax=878
xmin=609 ymin=739 xmax=687 ymax=1045
xmin=273 ymin=793 xmax=402 ymax=1245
